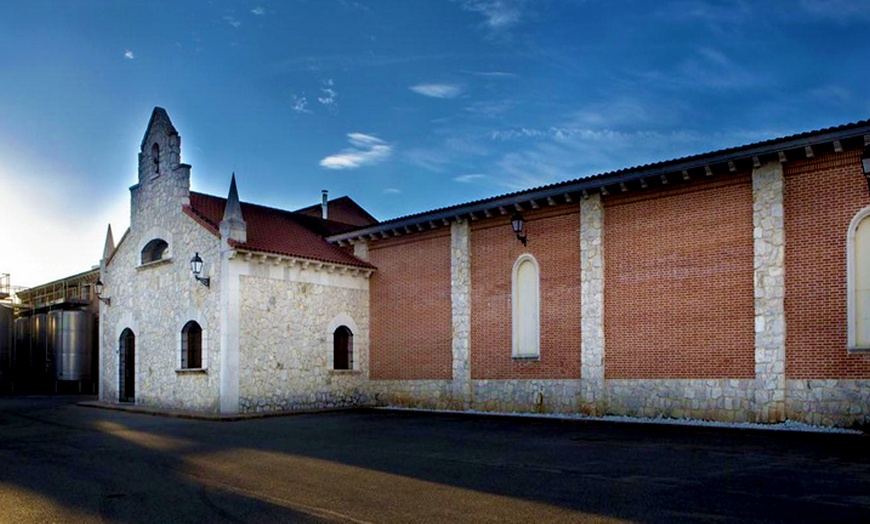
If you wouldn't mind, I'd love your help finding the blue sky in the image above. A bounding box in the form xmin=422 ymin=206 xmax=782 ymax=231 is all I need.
xmin=1 ymin=0 xmax=869 ymax=288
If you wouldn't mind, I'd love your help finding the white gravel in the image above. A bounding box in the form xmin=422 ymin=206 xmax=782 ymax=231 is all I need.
xmin=381 ymin=407 xmax=863 ymax=435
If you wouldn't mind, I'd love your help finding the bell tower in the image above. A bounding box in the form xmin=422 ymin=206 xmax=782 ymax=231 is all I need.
xmin=138 ymin=107 xmax=182 ymax=182
xmin=130 ymin=107 xmax=192 ymax=230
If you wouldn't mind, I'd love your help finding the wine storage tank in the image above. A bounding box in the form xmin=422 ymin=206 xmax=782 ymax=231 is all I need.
xmin=31 ymin=313 xmax=49 ymax=381
xmin=14 ymin=317 xmax=30 ymax=381
xmin=0 ymin=306 xmax=11 ymax=383
xmin=50 ymin=310 xmax=93 ymax=381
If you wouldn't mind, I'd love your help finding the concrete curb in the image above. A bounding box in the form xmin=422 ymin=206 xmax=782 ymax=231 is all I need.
xmin=76 ymin=400 xmax=360 ymax=421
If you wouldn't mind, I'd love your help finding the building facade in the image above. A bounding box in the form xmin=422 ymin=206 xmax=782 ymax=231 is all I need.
xmin=100 ymin=108 xmax=870 ymax=427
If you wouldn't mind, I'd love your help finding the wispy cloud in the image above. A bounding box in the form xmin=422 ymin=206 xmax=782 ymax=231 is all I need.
xmin=123 ymin=50 xmax=134 ymax=60
xmin=383 ymin=188 xmax=401 ymax=194
xmin=654 ymin=1 xmax=752 ymax=34
xmin=635 ymin=47 xmax=764 ymax=92
xmin=410 ymin=83 xmax=462 ymax=99
xmin=290 ymin=95 xmax=311 ymax=114
xmin=464 ymin=99 xmax=515 ymax=117
xmin=454 ymin=173 xmax=488 ymax=183
xmin=459 ymin=0 xmax=523 ymax=32
xmin=320 ymin=133 xmax=392 ymax=170
xmin=224 ymin=15 xmax=241 ymax=28
xmin=319 ymin=78 xmax=338 ymax=107
xmin=468 ymin=70 xmax=517 ymax=78
xmin=797 ymin=0 xmax=870 ymax=22
xmin=251 ymin=6 xmax=265 ymax=16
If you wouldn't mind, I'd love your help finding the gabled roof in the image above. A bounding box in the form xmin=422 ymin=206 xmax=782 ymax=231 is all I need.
xmin=184 ymin=192 xmax=374 ymax=269
xmin=295 ymin=196 xmax=379 ymax=227
xmin=328 ymin=117 xmax=870 ymax=244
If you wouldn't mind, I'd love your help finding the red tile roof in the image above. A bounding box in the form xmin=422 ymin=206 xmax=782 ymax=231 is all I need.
xmin=184 ymin=192 xmax=374 ymax=269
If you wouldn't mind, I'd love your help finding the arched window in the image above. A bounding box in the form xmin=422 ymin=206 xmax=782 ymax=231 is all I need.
xmin=151 ymin=142 xmax=160 ymax=173
xmin=333 ymin=326 xmax=353 ymax=370
xmin=181 ymin=321 xmax=202 ymax=369
xmin=119 ymin=328 xmax=135 ymax=402
xmin=141 ymin=239 xmax=169 ymax=264
xmin=848 ymin=207 xmax=870 ymax=350
xmin=512 ymin=254 xmax=540 ymax=358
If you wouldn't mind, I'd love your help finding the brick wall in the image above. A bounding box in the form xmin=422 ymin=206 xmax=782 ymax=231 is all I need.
xmin=470 ymin=208 xmax=582 ymax=379
xmin=604 ymin=177 xmax=755 ymax=379
xmin=784 ymin=148 xmax=870 ymax=378
xmin=369 ymin=230 xmax=453 ymax=380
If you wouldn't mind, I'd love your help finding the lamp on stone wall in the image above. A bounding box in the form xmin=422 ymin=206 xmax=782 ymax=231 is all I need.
xmin=862 ymin=146 xmax=870 ymax=195
xmin=94 ymin=279 xmax=111 ymax=306
xmin=511 ymin=211 xmax=527 ymax=246
xmin=190 ymin=252 xmax=210 ymax=288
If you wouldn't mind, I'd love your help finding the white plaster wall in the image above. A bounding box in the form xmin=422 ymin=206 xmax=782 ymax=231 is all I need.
xmin=237 ymin=268 xmax=370 ymax=413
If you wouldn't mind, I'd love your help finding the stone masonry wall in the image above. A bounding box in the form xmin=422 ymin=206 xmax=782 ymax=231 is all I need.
xmin=451 ymin=220 xmax=472 ymax=406
xmin=786 ymin=379 xmax=870 ymax=426
xmin=368 ymin=380 xmax=461 ymax=410
xmin=100 ymin=172 xmax=221 ymax=412
xmin=752 ymin=162 xmax=786 ymax=422
xmin=579 ymin=195 xmax=604 ymax=413
xmin=238 ymin=271 xmax=369 ymax=413
xmin=472 ymin=380 xmax=582 ymax=413
xmin=605 ymin=380 xmax=756 ymax=422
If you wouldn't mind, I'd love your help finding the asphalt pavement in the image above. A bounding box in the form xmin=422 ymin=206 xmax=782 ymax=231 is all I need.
xmin=1 ymin=395 xmax=869 ymax=523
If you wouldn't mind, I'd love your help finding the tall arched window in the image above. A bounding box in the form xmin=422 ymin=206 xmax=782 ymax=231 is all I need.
xmin=333 ymin=326 xmax=353 ymax=370
xmin=181 ymin=321 xmax=202 ymax=369
xmin=512 ymin=254 xmax=540 ymax=358
xmin=848 ymin=207 xmax=870 ymax=350
xmin=151 ymin=142 xmax=160 ymax=173
xmin=141 ymin=239 xmax=169 ymax=264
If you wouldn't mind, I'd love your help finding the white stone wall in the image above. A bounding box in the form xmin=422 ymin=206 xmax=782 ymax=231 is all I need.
xmin=237 ymin=268 xmax=369 ymax=413
xmin=579 ymin=195 xmax=605 ymax=413
xmin=752 ymin=162 xmax=787 ymax=422
xmin=605 ymin=380 xmax=756 ymax=422
xmin=472 ymin=380 xmax=582 ymax=413
xmin=368 ymin=380 xmax=461 ymax=410
xmin=100 ymin=174 xmax=221 ymax=413
xmin=451 ymin=220 xmax=471 ymax=407
xmin=787 ymin=380 xmax=870 ymax=427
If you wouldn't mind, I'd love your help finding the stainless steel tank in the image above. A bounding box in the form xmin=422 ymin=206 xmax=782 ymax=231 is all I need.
xmin=14 ymin=317 xmax=30 ymax=379
xmin=51 ymin=310 xmax=93 ymax=381
xmin=0 ymin=306 xmax=11 ymax=383
xmin=31 ymin=313 xmax=48 ymax=379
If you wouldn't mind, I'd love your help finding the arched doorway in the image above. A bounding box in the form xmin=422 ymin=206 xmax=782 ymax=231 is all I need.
xmin=119 ymin=329 xmax=135 ymax=402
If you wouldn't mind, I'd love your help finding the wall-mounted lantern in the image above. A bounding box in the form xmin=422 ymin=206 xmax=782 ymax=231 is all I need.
xmin=94 ymin=279 xmax=111 ymax=306
xmin=190 ymin=252 xmax=210 ymax=287
xmin=511 ymin=211 xmax=527 ymax=246
xmin=862 ymin=147 xmax=870 ymax=195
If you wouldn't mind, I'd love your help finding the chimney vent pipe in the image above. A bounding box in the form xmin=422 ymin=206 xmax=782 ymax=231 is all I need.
xmin=321 ymin=190 xmax=328 ymax=220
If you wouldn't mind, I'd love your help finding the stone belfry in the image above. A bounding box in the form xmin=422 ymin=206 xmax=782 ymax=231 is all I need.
xmin=138 ymin=107 xmax=181 ymax=183
xmin=130 ymin=107 xmax=192 ymax=228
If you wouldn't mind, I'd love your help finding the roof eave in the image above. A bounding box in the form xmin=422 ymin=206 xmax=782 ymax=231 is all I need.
xmin=328 ymin=120 xmax=870 ymax=244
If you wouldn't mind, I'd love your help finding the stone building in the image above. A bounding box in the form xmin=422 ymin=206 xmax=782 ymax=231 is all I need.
xmin=100 ymin=108 xmax=870 ymax=426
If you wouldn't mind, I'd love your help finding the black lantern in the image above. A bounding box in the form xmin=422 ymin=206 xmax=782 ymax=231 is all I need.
xmin=862 ymin=147 xmax=870 ymax=195
xmin=511 ymin=211 xmax=527 ymax=246
xmin=94 ymin=279 xmax=111 ymax=306
xmin=190 ymin=252 xmax=210 ymax=287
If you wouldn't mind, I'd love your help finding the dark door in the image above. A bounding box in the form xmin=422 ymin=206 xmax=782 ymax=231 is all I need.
xmin=333 ymin=326 xmax=352 ymax=370
xmin=119 ymin=329 xmax=135 ymax=402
